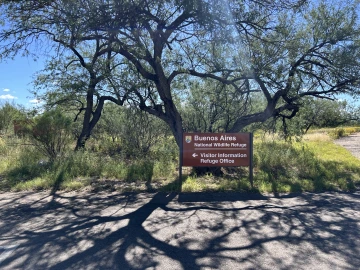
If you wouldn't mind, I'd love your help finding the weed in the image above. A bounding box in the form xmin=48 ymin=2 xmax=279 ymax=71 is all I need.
xmin=181 ymin=175 xmax=205 ymax=192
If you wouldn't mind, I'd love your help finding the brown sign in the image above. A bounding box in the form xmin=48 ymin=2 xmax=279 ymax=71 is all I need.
xmin=182 ymin=133 xmax=251 ymax=167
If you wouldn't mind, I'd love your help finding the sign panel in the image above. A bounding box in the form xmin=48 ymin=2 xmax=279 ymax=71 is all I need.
xmin=182 ymin=133 xmax=251 ymax=167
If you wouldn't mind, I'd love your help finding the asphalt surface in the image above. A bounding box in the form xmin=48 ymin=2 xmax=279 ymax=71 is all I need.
xmin=0 ymin=190 xmax=359 ymax=269
xmin=335 ymin=132 xmax=360 ymax=159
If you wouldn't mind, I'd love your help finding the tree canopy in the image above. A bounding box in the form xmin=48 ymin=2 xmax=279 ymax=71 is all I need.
xmin=1 ymin=0 xmax=359 ymax=148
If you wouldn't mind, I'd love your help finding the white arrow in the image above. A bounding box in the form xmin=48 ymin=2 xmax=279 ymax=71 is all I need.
xmin=192 ymin=153 xmax=198 ymax=157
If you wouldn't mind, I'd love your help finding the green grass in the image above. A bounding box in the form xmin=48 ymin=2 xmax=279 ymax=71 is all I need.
xmin=253 ymin=139 xmax=360 ymax=193
xmin=181 ymin=175 xmax=206 ymax=192
xmin=11 ymin=177 xmax=53 ymax=191
xmin=179 ymin=168 xmax=255 ymax=193
xmin=1 ymin=129 xmax=360 ymax=194
xmin=306 ymin=141 xmax=360 ymax=190
xmin=0 ymin=143 xmax=178 ymax=192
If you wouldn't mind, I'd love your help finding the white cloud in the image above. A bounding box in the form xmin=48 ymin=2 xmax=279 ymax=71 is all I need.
xmin=0 ymin=94 xmax=17 ymax=99
xmin=3 ymin=88 xmax=10 ymax=92
xmin=29 ymin=99 xmax=42 ymax=104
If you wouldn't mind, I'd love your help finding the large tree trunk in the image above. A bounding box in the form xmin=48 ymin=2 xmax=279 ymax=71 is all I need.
xmin=75 ymin=82 xmax=107 ymax=150
xmin=161 ymin=103 xmax=224 ymax=177
xmin=75 ymin=93 xmax=108 ymax=150
xmin=75 ymin=88 xmax=93 ymax=150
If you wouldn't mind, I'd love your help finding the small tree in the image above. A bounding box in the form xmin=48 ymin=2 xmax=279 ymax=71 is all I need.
xmin=277 ymin=97 xmax=359 ymax=139
xmin=97 ymin=104 xmax=170 ymax=158
xmin=26 ymin=109 xmax=73 ymax=161
xmin=0 ymin=101 xmax=26 ymax=136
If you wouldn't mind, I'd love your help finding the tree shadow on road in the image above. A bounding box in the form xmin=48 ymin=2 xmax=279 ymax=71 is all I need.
xmin=0 ymin=191 xmax=359 ymax=269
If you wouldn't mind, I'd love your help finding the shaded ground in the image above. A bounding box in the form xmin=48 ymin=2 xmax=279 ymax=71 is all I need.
xmin=0 ymin=190 xmax=359 ymax=269
xmin=335 ymin=132 xmax=360 ymax=159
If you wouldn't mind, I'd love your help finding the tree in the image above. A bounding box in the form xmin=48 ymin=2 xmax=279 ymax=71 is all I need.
xmin=83 ymin=0 xmax=360 ymax=144
xmin=1 ymin=0 xmax=360 ymax=153
xmin=31 ymin=53 xmax=129 ymax=149
xmin=181 ymin=80 xmax=255 ymax=133
xmin=0 ymin=0 xmax=304 ymax=146
xmin=278 ymin=97 xmax=360 ymax=138
xmin=0 ymin=0 xmax=130 ymax=149
xmin=224 ymin=0 xmax=360 ymax=132
xmin=0 ymin=101 xmax=26 ymax=136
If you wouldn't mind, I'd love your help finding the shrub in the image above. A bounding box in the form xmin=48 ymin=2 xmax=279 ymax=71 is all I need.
xmin=102 ymin=160 xmax=127 ymax=179
xmin=53 ymin=150 xmax=103 ymax=179
xmin=328 ymin=128 xmax=345 ymax=139
xmin=25 ymin=109 xmax=73 ymax=161
xmin=96 ymin=105 xmax=171 ymax=158
xmin=126 ymin=159 xmax=154 ymax=182
xmin=344 ymin=127 xmax=357 ymax=135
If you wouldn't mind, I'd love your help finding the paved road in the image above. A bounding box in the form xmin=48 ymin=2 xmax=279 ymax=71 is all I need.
xmin=0 ymin=190 xmax=359 ymax=269
xmin=335 ymin=132 xmax=360 ymax=159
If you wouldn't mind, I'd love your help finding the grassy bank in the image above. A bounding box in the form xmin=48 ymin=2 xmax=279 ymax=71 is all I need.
xmin=1 ymin=130 xmax=360 ymax=194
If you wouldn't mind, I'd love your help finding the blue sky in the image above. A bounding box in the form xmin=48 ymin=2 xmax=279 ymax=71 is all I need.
xmin=0 ymin=55 xmax=44 ymax=107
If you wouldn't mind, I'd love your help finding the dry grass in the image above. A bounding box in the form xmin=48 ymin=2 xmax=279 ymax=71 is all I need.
xmin=303 ymin=132 xmax=333 ymax=142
